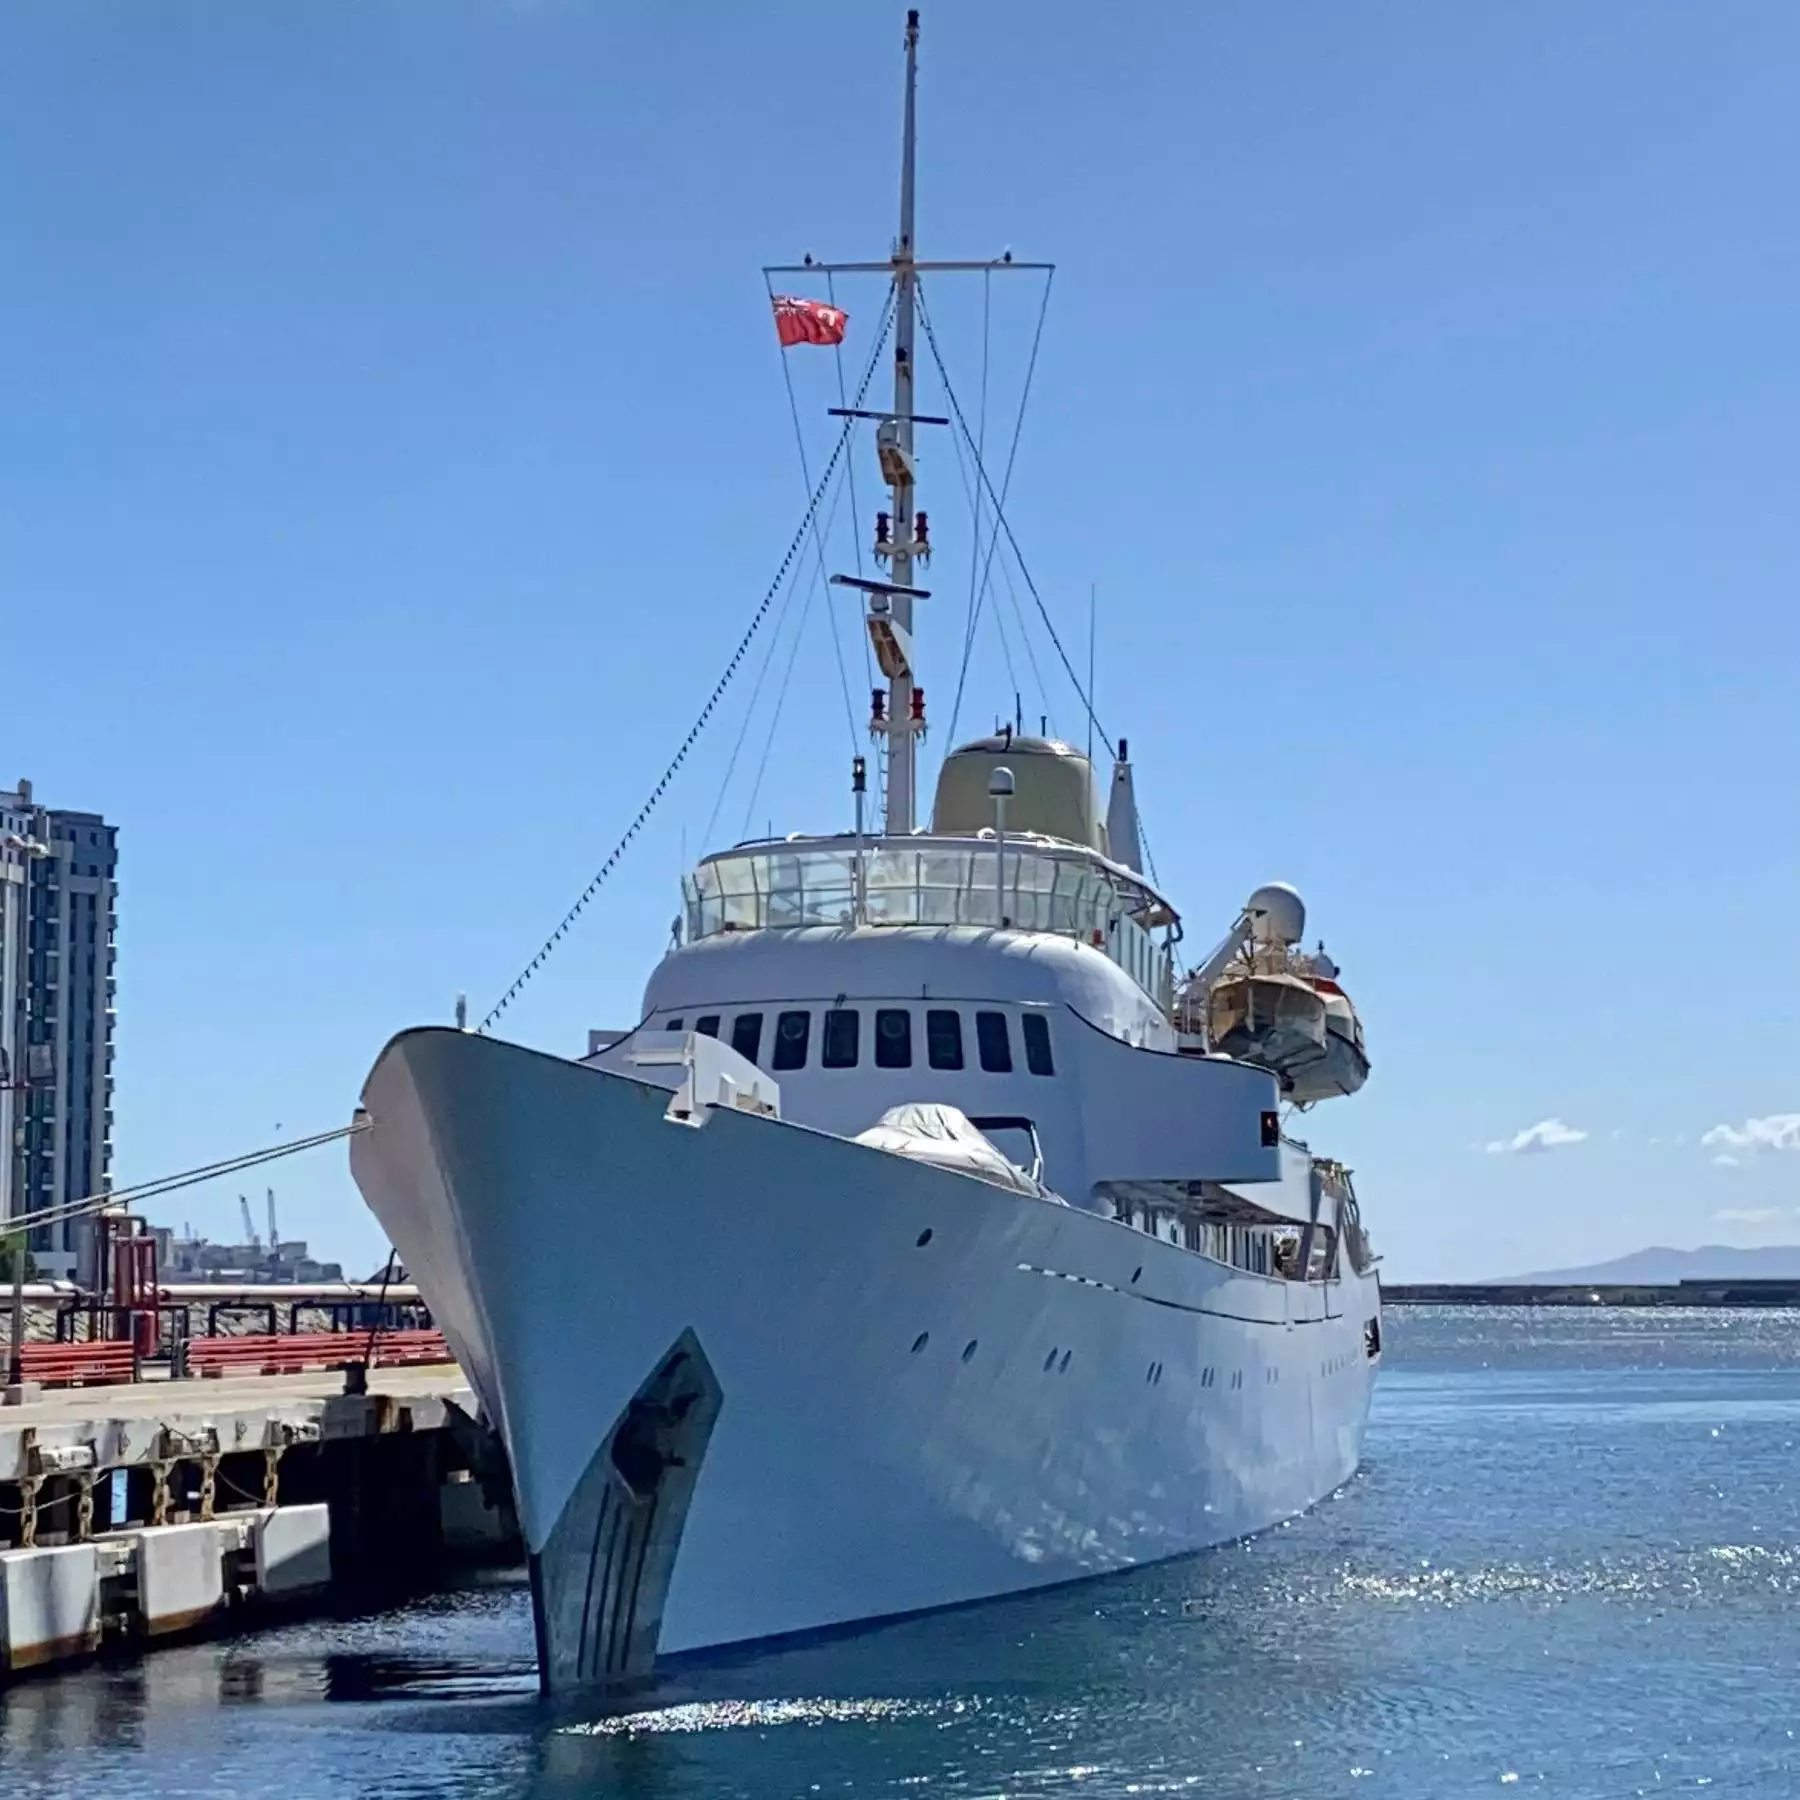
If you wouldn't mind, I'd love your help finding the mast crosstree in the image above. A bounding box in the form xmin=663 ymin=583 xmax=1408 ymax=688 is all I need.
xmin=766 ymin=9 xmax=1050 ymax=836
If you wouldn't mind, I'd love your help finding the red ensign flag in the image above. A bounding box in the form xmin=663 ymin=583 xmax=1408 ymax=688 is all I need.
xmin=771 ymin=295 xmax=849 ymax=348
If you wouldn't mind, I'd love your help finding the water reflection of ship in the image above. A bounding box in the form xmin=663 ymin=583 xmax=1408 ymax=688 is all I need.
xmin=1177 ymin=883 xmax=1370 ymax=1106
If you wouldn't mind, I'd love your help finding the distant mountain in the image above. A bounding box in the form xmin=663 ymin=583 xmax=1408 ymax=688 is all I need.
xmin=1498 ymin=1244 xmax=1800 ymax=1286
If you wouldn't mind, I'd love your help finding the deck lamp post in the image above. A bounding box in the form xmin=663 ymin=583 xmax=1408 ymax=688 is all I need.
xmin=3 ymin=830 xmax=53 ymax=1392
xmin=988 ymin=767 xmax=1014 ymax=929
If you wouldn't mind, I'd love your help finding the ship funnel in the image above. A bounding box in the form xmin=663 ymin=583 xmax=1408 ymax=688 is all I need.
xmin=930 ymin=732 xmax=1104 ymax=849
xmin=1104 ymin=738 xmax=1144 ymax=875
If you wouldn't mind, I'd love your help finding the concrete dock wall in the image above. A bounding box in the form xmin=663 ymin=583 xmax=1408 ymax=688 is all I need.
xmin=0 ymin=1366 xmax=519 ymax=1682
xmin=1385 ymin=1279 xmax=1800 ymax=1307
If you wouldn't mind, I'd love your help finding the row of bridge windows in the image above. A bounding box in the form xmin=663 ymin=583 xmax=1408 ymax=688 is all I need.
xmin=665 ymin=1006 xmax=1056 ymax=1077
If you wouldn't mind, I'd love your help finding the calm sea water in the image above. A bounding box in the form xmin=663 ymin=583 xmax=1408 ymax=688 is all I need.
xmin=4 ymin=1308 xmax=1798 ymax=1799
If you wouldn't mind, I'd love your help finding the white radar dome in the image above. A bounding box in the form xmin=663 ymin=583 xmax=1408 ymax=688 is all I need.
xmin=1244 ymin=881 xmax=1305 ymax=947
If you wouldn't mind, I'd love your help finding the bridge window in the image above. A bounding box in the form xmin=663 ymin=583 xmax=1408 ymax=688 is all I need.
xmin=822 ymin=1008 xmax=859 ymax=1069
xmin=926 ymin=1009 xmax=964 ymax=1070
xmin=976 ymin=1010 xmax=1013 ymax=1074
xmin=772 ymin=1009 xmax=812 ymax=1071
xmin=694 ymin=1015 xmax=720 ymax=1038
xmin=730 ymin=1012 xmax=763 ymax=1063
xmin=875 ymin=1008 xmax=913 ymax=1069
xmin=1021 ymin=1013 xmax=1055 ymax=1076
xmin=666 ymin=1017 xmax=684 ymax=1032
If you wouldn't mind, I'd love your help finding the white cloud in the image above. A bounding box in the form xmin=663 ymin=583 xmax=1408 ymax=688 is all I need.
xmin=1712 ymin=1154 xmax=1741 ymax=1169
xmin=1485 ymin=1118 xmax=1588 ymax=1156
xmin=1715 ymin=1206 xmax=1782 ymax=1224
xmin=1701 ymin=1114 xmax=1800 ymax=1158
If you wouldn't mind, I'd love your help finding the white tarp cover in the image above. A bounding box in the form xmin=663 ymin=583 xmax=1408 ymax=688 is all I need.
xmin=853 ymin=1103 xmax=1052 ymax=1199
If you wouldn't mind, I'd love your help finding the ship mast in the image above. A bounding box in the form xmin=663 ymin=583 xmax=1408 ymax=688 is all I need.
xmin=779 ymin=12 xmax=1052 ymax=839
xmin=886 ymin=7 xmax=922 ymax=835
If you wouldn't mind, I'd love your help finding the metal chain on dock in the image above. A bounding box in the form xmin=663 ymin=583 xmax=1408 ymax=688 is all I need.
xmin=478 ymin=284 xmax=899 ymax=1034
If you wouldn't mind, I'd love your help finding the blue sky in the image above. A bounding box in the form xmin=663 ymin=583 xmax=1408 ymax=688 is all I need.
xmin=4 ymin=2 xmax=1796 ymax=1280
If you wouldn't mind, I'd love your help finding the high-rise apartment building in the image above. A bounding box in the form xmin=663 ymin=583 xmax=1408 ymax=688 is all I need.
xmin=1 ymin=778 xmax=118 ymax=1281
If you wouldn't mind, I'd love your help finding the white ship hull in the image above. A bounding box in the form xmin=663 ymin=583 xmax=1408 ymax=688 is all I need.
xmin=352 ymin=1027 xmax=1380 ymax=1672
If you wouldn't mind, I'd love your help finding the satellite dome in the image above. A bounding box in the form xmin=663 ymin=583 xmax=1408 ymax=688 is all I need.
xmin=1244 ymin=882 xmax=1305 ymax=947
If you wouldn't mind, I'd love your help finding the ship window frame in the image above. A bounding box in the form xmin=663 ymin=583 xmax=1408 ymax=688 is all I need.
xmin=1020 ymin=1012 xmax=1055 ymax=1076
xmin=821 ymin=1007 xmax=860 ymax=1069
xmin=694 ymin=1014 xmax=721 ymax=1039
xmin=874 ymin=1008 xmax=913 ymax=1069
xmin=772 ymin=1008 xmax=812 ymax=1071
xmin=730 ymin=1012 xmax=763 ymax=1064
xmin=925 ymin=1009 xmax=964 ymax=1070
xmin=975 ymin=1009 xmax=1013 ymax=1074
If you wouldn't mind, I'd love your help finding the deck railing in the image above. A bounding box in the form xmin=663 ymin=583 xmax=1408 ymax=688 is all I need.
xmin=683 ymin=838 xmax=1175 ymax=1002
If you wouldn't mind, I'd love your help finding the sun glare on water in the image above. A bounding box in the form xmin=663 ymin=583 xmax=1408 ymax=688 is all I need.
xmin=560 ymin=1696 xmax=959 ymax=1736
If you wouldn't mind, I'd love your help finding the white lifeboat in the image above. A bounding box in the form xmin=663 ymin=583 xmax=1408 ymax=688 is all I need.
xmin=1285 ymin=970 xmax=1370 ymax=1103
xmin=1205 ymin=968 xmax=1329 ymax=1074
xmin=1179 ymin=901 xmax=1371 ymax=1103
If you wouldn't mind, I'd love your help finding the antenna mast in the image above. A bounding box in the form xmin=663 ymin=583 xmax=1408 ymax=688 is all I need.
xmin=788 ymin=11 xmax=1051 ymax=837
xmin=886 ymin=8 xmax=922 ymax=835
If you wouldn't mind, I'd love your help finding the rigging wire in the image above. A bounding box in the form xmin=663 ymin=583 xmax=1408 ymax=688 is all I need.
xmin=828 ymin=271 xmax=877 ymax=697
xmin=716 ymin=293 xmax=890 ymax=845
xmin=934 ymin=270 xmax=1057 ymax=744
xmin=944 ymin=412 xmax=1021 ymax=701
xmin=479 ymin=288 xmax=898 ymax=1033
xmin=739 ymin=451 xmax=856 ymax=837
xmin=828 ymin=271 xmax=883 ymax=817
xmin=914 ymin=281 xmax=1162 ymax=886
xmin=942 ymin=386 xmax=1052 ymax=725
xmin=956 ymin=270 xmax=992 ymax=724
xmin=13 ymin=1121 xmax=368 ymax=1237
xmin=764 ymin=269 xmax=861 ymax=755
xmin=699 ymin=540 xmax=808 ymax=850
xmin=702 ymin=438 xmax=863 ymax=850
xmin=916 ymin=282 xmax=1112 ymax=764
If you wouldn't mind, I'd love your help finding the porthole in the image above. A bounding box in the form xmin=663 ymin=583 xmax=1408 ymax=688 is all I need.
xmin=916 ymin=1228 xmax=933 ymax=1248
xmin=1131 ymin=1267 xmax=1142 ymax=1285
xmin=961 ymin=1340 xmax=978 ymax=1363
xmin=910 ymin=1332 xmax=929 ymax=1355
xmin=1043 ymin=1347 xmax=1059 ymax=1372
xmin=1058 ymin=1349 xmax=1072 ymax=1373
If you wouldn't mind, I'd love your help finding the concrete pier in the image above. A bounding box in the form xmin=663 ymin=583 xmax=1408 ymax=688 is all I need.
xmin=0 ymin=1365 xmax=519 ymax=1680
xmin=1386 ymin=1278 xmax=1800 ymax=1307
